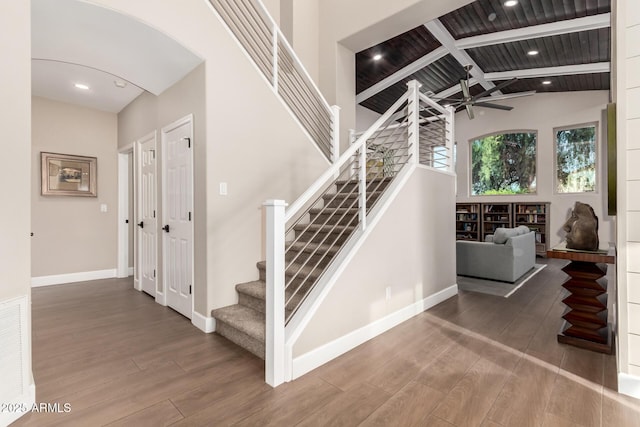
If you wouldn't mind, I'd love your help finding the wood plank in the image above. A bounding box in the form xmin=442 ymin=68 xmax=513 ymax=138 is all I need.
xmin=360 ymin=381 xmax=444 ymax=426
xmin=104 ymin=400 xmax=184 ymax=427
xmin=486 ymin=358 xmax=558 ymax=427
xmin=431 ymin=357 xmax=512 ymax=427
xmin=14 ymin=260 xmax=637 ymax=427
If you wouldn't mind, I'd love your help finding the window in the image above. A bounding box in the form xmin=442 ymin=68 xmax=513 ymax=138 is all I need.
xmin=470 ymin=131 xmax=537 ymax=196
xmin=555 ymin=124 xmax=596 ymax=193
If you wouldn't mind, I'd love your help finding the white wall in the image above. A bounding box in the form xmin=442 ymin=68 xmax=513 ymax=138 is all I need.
xmin=0 ymin=1 xmax=34 ymax=423
xmin=103 ymin=1 xmax=329 ymax=316
xmin=31 ymin=97 xmax=118 ymax=278
xmin=455 ymin=91 xmax=612 ymax=249
xmin=119 ymin=64 xmax=207 ymax=313
xmin=356 ymin=104 xmax=382 ymax=132
xmin=615 ymin=0 xmax=640 ymax=398
xmin=294 ymin=166 xmax=456 ymax=357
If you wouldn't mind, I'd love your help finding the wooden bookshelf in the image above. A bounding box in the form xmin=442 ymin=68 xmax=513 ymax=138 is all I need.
xmin=481 ymin=203 xmax=513 ymax=241
xmin=514 ymin=202 xmax=551 ymax=256
xmin=456 ymin=203 xmax=480 ymax=241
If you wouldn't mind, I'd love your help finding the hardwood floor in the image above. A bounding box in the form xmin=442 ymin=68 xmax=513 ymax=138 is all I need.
xmin=13 ymin=259 xmax=640 ymax=426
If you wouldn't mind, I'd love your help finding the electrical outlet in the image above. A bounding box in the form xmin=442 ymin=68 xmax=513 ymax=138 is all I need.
xmin=100 ymin=203 xmax=108 ymax=213
xmin=385 ymin=286 xmax=391 ymax=300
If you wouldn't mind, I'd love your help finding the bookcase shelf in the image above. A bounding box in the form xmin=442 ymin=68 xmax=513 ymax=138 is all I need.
xmin=481 ymin=203 xmax=513 ymax=241
xmin=514 ymin=202 xmax=550 ymax=256
xmin=456 ymin=201 xmax=551 ymax=256
xmin=456 ymin=203 xmax=480 ymax=241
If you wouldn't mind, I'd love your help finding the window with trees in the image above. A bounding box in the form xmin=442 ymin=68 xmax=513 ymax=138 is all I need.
xmin=555 ymin=124 xmax=596 ymax=193
xmin=470 ymin=131 xmax=537 ymax=196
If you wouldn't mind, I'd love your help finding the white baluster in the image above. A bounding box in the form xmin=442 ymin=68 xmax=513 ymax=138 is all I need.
xmin=359 ymin=146 xmax=367 ymax=231
xmin=446 ymin=106 xmax=455 ymax=173
xmin=407 ymin=80 xmax=421 ymax=165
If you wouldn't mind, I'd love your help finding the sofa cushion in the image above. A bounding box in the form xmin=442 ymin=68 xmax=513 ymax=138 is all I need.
xmin=493 ymin=226 xmax=530 ymax=244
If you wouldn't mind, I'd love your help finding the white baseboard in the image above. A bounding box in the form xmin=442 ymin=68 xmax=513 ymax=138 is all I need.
xmin=291 ymin=284 xmax=458 ymax=379
xmin=0 ymin=382 xmax=35 ymax=427
xmin=31 ymin=269 xmax=117 ymax=287
xmin=618 ymin=373 xmax=640 ymax=399
xmin=192 ymin=311 xmax=216 ymax=333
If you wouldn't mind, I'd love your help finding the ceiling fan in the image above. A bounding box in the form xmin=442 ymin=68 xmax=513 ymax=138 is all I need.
xmin=439 ymin=65 xmax=535 ymax=119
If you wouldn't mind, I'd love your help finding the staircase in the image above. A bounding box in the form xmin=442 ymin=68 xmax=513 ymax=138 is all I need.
xmin=212 ymin=177 xmax=392 ymax=358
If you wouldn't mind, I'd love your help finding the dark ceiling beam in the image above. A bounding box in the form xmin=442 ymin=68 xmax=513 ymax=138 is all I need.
xmin=454 ymin=13 xmax=611 ymax=50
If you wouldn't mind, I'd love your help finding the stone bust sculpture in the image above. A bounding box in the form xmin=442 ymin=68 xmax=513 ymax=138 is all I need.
xmin=562 ymin=201 xmax=599 ymax=251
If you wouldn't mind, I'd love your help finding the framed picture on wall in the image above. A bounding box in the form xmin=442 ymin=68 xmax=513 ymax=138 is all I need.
xmin=41 ymin=152 xmax=97 ymax=197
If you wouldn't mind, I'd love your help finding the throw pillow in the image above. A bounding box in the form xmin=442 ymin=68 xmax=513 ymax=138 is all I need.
xmin=493 ymin=227 xmax=519 ymax=244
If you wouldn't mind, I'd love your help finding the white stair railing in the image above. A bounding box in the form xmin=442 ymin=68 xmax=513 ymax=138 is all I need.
xmin=264 ymin=81 xmax=454 ymax=387
xmin=207 ymin=0 xmax=338 ymax=161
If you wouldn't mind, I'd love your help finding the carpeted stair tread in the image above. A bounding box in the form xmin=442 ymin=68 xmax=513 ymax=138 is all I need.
xmin=292 ymin=223 xmax=356 ymax=233
xmin=235 ymin=280 xmax=303 ymax=314
xmin=236 ymin=280 xmax=266 ymax=300
xmin=211 ymin=305 xmax=265 ymax=342
xmin=288 ymin=241 xmax=340 ymax=256
xmin=257 ymin=260 xmax=325 ymax=281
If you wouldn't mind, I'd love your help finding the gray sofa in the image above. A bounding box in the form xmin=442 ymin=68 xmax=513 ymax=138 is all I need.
xmin=456 ymin=226 xmax=536 ymax=282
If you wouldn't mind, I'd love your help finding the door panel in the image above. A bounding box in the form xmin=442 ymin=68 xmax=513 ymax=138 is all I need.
xmin=162 ymin=117 xmax=193 ymax=319
xmin=138 ymin=133 xmax=157 ymax=297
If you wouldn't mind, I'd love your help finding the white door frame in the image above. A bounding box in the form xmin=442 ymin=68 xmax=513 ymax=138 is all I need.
xmin=117 ymin=145 xmax=133 ymax=279
xmin=161 ymin=114 xmax=195 ymax=317
xmin=136 ymin=131 xmax=159 ymax=298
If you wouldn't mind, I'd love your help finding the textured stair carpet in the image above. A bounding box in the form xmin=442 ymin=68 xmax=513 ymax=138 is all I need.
xmin=211 ymin=177 xmax=392 ymax=359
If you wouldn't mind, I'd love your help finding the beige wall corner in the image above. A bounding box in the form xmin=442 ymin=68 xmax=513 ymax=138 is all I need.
xmin=31 ymin=97 xmax=118 ymax=278
xmin=0 ymin=2 xmax=34 ymax=424
xmin=294 ymin=168 xmax=456 ymax=357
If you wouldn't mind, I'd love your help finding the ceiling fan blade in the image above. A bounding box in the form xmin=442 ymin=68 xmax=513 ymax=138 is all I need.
xmin=465 ymin=104 xmax=474 ymax=119
xmin=474 ymin=91 xmax=536 ymax=103
xmin=460 ymin=79 xmax=471 ymax=100
xmin=473 ymin=102 xmax=513 ymax=111
xmin=471 ymin=78 xmax=518 ymax=100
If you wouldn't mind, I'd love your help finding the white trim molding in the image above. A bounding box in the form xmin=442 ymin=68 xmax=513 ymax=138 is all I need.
xmin=191 ymin=311 xmax=216 ymax=333
xmin=31 ymin=269 xmax=117 ymax=287
xmin=618 ymin=373 xmax=640 ymax=399
xmin=484 ymin=62 xmax=610 ymax=81
xmin=0 ymin=383 xmax=35 ymax=427
xmin=291 ymin=284 xmax=458 ymax=379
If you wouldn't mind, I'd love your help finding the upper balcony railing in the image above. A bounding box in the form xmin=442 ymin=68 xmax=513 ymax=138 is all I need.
xmin=208 ymin=0 xmax=337 ymax=161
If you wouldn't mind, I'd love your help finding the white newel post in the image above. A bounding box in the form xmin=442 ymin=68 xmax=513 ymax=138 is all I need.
xmin=407 ymin=80 xmax=421 ymax=165
xmin=446 ymin=105 xmax=455 ymax=173
xmin=264 ymin=199 xmax=286 ymax=387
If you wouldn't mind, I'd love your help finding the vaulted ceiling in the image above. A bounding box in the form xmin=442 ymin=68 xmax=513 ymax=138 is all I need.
xmin=356 ymin=0 xmax=611 ymax=115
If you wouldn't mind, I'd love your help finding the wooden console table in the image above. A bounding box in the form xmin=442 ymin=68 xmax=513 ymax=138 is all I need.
xmin=547 ymin=243 xmax=615 ymax=354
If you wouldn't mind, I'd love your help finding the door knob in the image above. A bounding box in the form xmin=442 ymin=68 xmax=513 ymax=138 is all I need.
xmin=162 ymin=224 xmax=170 ymax=232
xmin=137 ymin=221 xmax=144 ymax=228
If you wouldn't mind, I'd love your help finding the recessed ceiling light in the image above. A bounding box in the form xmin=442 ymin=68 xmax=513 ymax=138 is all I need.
xmin=504 ymin=0 xmax=518 ymax=6
xmin=542 ymin=80 xmax=552 ymax=85
xmin=488 ymin=12 xmax=497 ymax=22
xmin=373 ymin=54 xmax=382 ymax=61
xmin=527 ymin=50 xmax=539 ymax=56
xmin=74 ymin=83 xmax=90 ymax=90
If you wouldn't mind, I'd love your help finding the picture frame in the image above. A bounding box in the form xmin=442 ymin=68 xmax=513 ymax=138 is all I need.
xmin=41 ymin=152 xmax=97 ymax=197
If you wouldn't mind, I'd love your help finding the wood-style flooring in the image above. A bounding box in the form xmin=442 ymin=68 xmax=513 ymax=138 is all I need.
xmin=13 ymin=258 xmax=640 ymax=426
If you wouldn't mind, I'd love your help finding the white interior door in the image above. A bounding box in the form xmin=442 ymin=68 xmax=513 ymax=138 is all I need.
xmin=162 ymin=116 xmax=193 ymax=319
xmin=137 ymin=132 xmax=157 ymax=297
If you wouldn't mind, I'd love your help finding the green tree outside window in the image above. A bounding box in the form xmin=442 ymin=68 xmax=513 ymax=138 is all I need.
xmin=471 ymin=132 xmax=537 ymax=195
xmin=555 ymin=125 xmax=596 ymax=193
